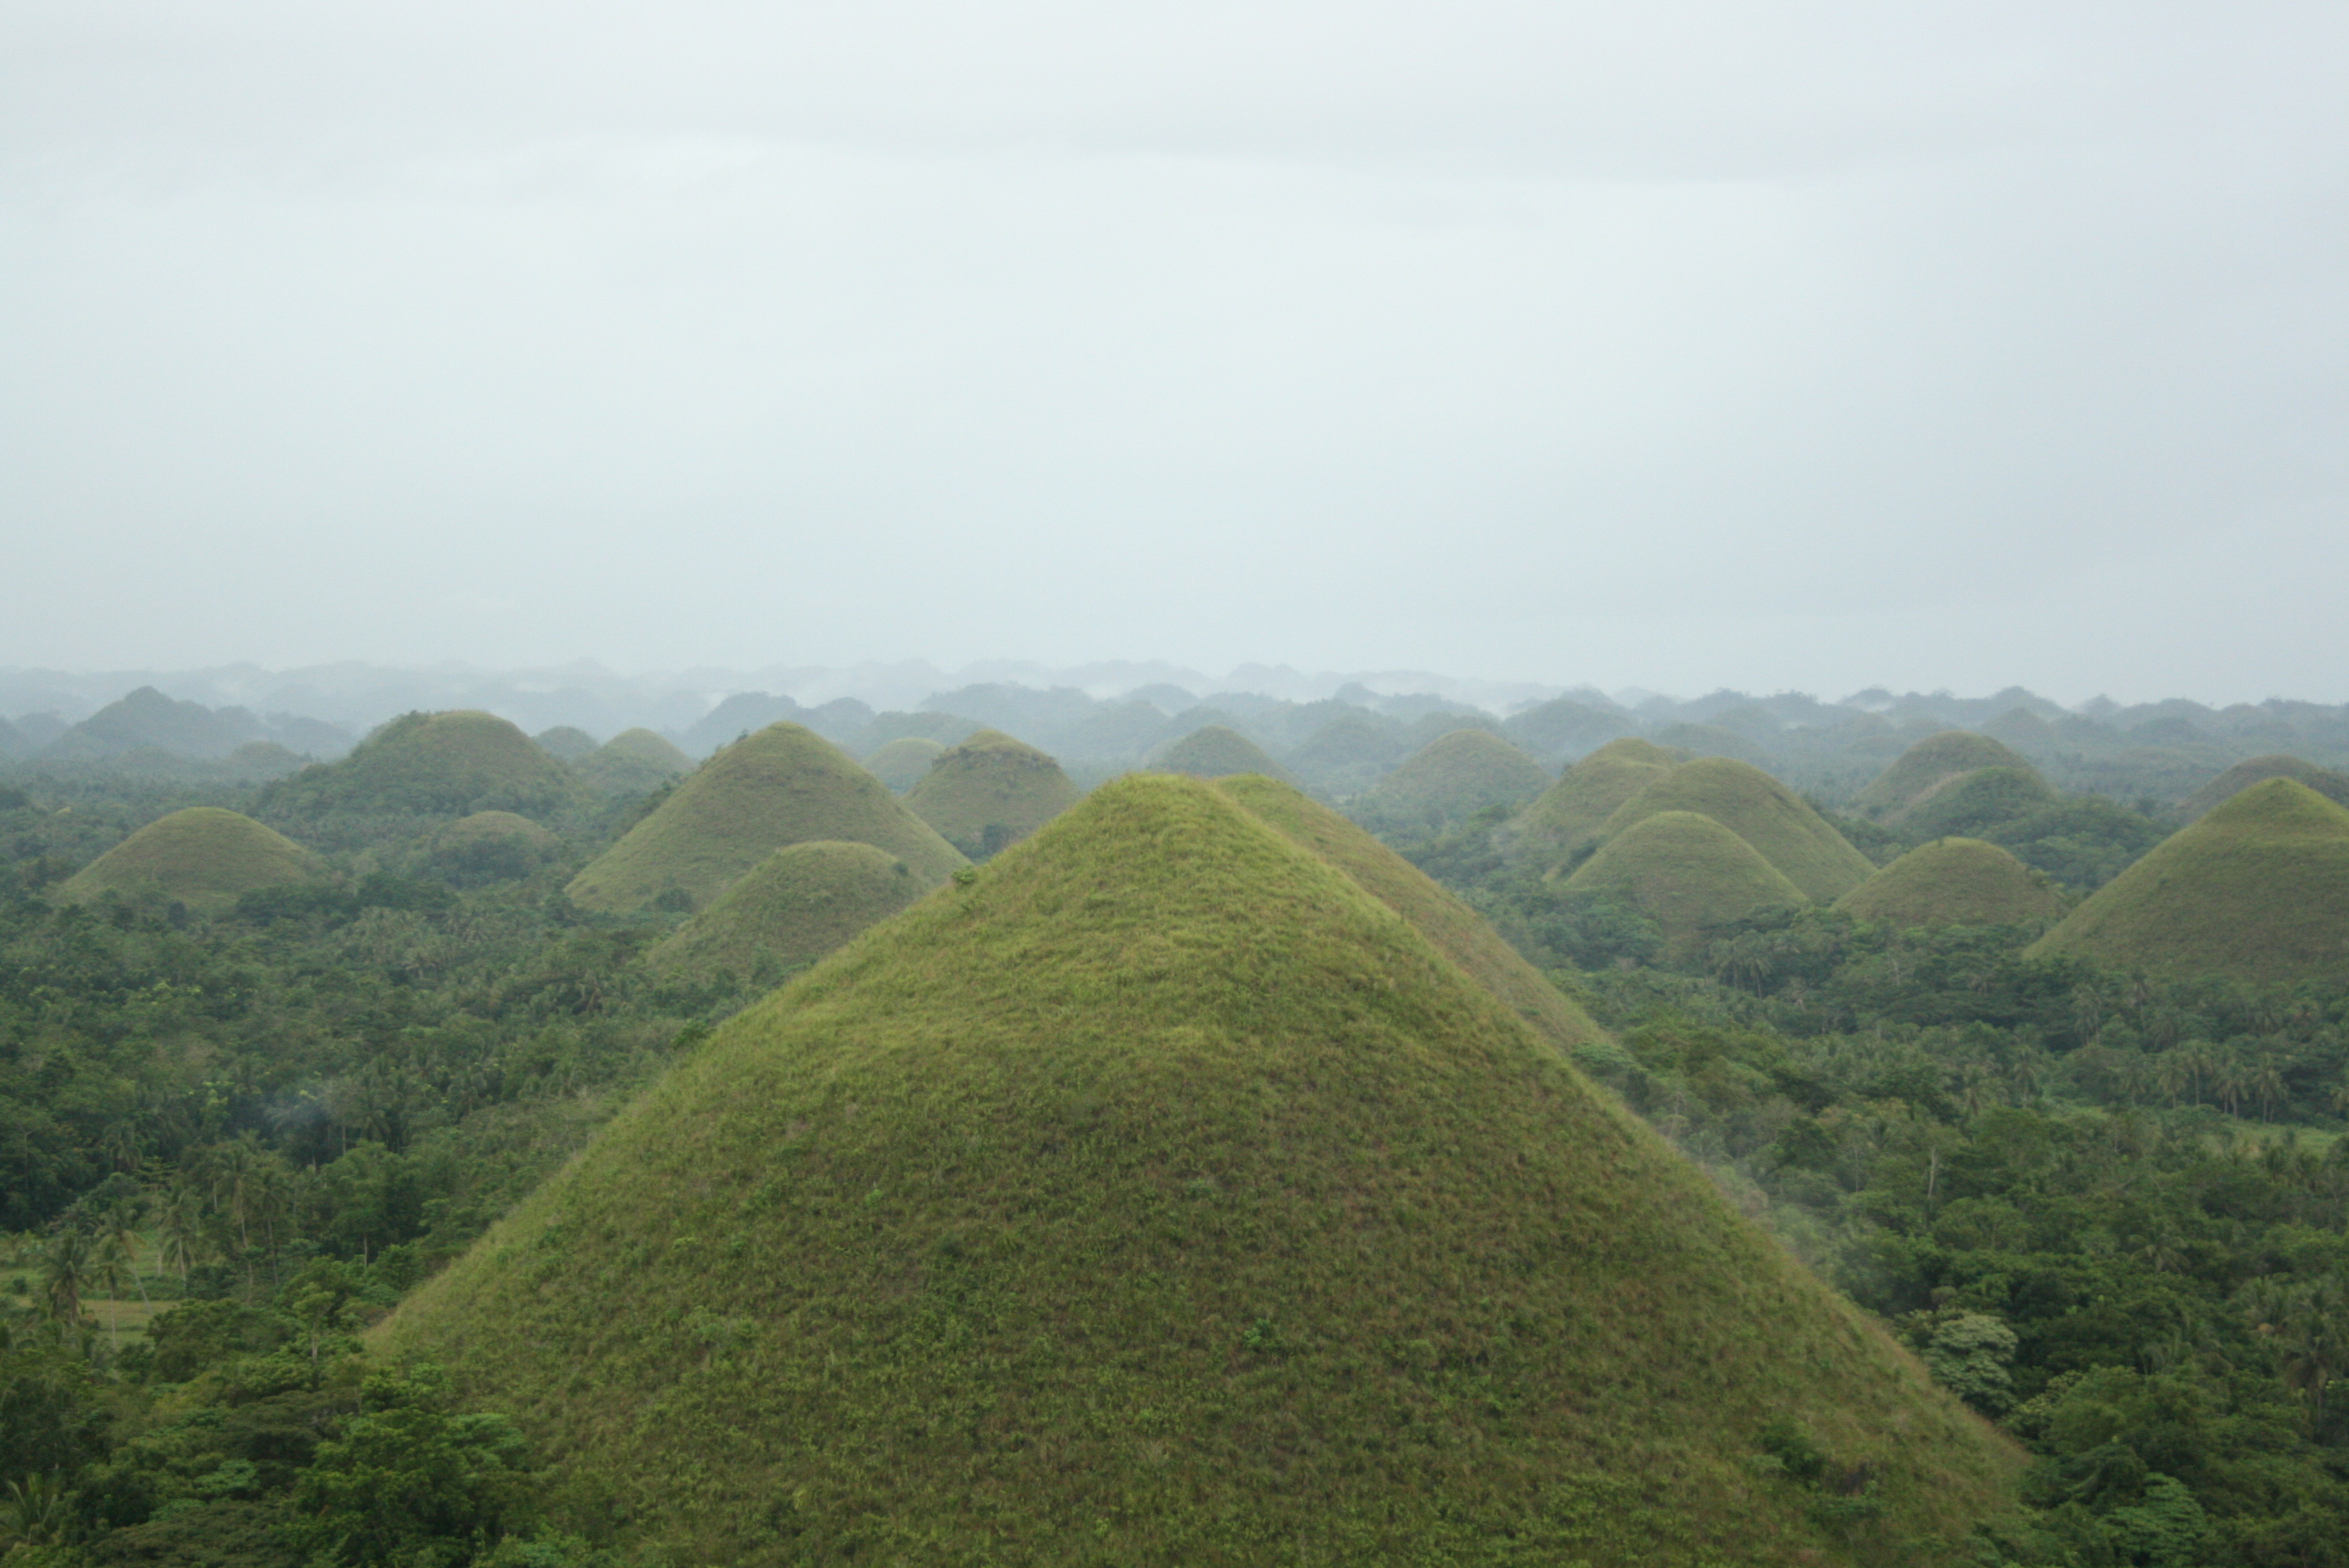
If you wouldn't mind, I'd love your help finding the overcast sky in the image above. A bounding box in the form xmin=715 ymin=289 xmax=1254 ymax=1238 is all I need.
xmin=3 ymin=1 xmax=2342 ymax=703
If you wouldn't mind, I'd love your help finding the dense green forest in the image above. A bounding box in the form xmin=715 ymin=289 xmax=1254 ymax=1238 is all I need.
xmin=2 ymin=708 xmax=2346 ymax=1566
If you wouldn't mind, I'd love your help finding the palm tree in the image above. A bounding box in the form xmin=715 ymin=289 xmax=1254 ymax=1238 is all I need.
xmin=153 ymin=1179 xmax=209 ymax=1282
xmin=0 ymin=1472 xmax=78 ymax=1550
xmin=38 ymin=1230 xmax=95 ymax=1325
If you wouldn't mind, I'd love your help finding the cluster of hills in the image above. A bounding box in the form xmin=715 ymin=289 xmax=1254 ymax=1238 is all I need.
xmin=15 ymin=666 xmax=2349 ymax=819
xmin=31 ymin=685 xmax=2349 ymax=1015
xmin=29 ymin=672 xmax=2349 ymax=1558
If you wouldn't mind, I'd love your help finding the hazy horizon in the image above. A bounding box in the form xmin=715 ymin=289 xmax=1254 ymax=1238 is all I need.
xmin=7 ymin=2 xmax=2344 ymax=702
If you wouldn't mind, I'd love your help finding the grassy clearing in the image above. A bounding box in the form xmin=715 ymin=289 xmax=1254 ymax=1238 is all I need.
xmin=2027 ymin=777 xmax=2349 ymax=984
xmin=1602 ymin=756 xmax=1877 ymax=902
xmin=566 ymin=722 xmax=965 ymax=912
xmin=1855 ymin=731 xmax=2037 ymax=817
xmin=382 ymin=775 xmax=2019 ymax=1566
xmin=56 ymin=807 xmax=324 ymax=913
xmin=903 ymin=728 xmax=1084 ymax=857
xmin=1833 ymin=838 xmax=2069 ymax=928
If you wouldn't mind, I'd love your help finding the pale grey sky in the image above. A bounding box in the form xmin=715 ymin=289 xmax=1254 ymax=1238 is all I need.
xmin=3 ymin=1 xmax=2342 ymax=703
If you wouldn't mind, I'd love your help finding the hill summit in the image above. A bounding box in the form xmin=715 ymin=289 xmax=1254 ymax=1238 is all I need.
xmin=1501 ymin=736 xmax=1680 ymax=868
xmin=647 ymin=840 xmax=928 ymax=980
xmin=576 ymin=728 xmax=693 ymax=795
xmin=380 ymin=775 xmax=2015 ymax=1565
xmin=58 ymin=807 xmax=323 ymax=913
xmin=863 ymin=736 xmax=948 ymax=792
xmin=1602 ymin=756 xmax=1876 ymax=902
xmin=1564 ymin=809 xmax=1808 ymax=950
xmin=902 ymin=728 xmax=1083 ymax=858
xmin=1855 ymin=731 xmax=2035 ymax=818
xmin=1833 ymin=838 xmax=2067 ymax=927
xmin=1351 ymin=728 xmax=1551 ymax=836
xmin=2179 ymin=753 xmax=2349 ymax=819
xmin=2026 ymin=777 xmax=2349 ymax=984
xmin=261 ymin=711 xmax=579 ymax=822
xmin=565 ymin=721 xmax=964 ymax=912
xmin=1150 ymin=723 xmax=1290 ymax=781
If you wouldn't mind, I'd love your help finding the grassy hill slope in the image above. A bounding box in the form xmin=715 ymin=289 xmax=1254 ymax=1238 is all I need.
xmin=1897 ymin=766 xmax=2060 ymax=839
xmin=576 ymin=728 xmax=693 ymax=795
xmin=260 ymin=711 xmax=581 ymax=822
xmin=1833 ymin=839 xmax=2068 ymax=927
xmin=1602 ymin=757 xmax=1878 ymax=902
xmin=903 ymin=729 xmax=1084 ymax=858
xmin=1152 ymin=723 xmax=1290 ymax=781
xmin=2025 ymin=778 xmax=2349 ymax=984
xmin=1501 ymin=736 xmax=1680 ymax=868
xmin=565 ymin=723 xmax=965 ymax=912
xmin=1351 ymin=728 xmax=1551 ymax=834
xmin=647 ymin=840 xmax=929 ymax=979
xmin=1856 ymin=731 xmax=2036 ymax=817
xmin=58 ymin=807 xmax=322 ymax=913
xmin=864 ymin=736 xmax=947 ymax=792
xmin=2180 ymin=753 xmax=2349 ymax=819
xmin=380 ymin=775 xmax=2017 ymax=1565
xmin=1564 ymin=809 xmax=1809 ymax=949
xmin=1216 ymin=776 xmax=1610 ymax=1058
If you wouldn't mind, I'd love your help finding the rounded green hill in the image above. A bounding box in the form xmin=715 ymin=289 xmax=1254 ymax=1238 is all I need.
xmin=1833 ymin=838 xmax=2067 ymax=927
xmin=565 ymin=722 xmax=965 ymax=912
xmin=902 ymin=729 xmax=1083 ymax=858
xmin=576 ymin=728 xmax=693 ymax=795
xmin=380 ymin=775 xmax=2018 ymax=1565
xmin=1602 ymin=756 xmax=1876 ymax=902
xmin=1352 ymin=728 xmax=1551 ymax=835
xmin=864 ymin=736 xmax=947 ymax=792
xmin=1501 ymin=736 xmax=1680 ymax=868
xmin=648 ymin=840 xmax=929 ymax=980
xmin=533 ymin=726 xmax=600 ymax=761
xmin=1151 ymin=723 xmax=1289 ymax=781
xmin=2180 ymin=753 xmax=2349 ymax=819
xmin=1856 ymin=731 xmax=2036 ymax=817
xmin=58 ymin=807 xmax=322 ymax=913
xmin=1898 ymin=766 xmax=2058 ymax=839
xmin=262 ymin=711 xmax=581 ymax=821
xmin=1564 ymin=810 xmax=1808 ymax=949
xmin=2025 ymin=777 xmax=2349 ymax=984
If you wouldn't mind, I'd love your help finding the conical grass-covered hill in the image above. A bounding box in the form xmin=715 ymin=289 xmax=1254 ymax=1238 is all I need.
xmin=576 ymin=728 xmax=693 ymax=795
xmin=902 ymin=729 xmax=1084 ymax=859
xmin=864 ymin=735 xmax=947 ymax=792
xmin=1150 ymin=722 xmax=1290 ymax=781
xmin=2180 ymin=753 xmax=2349 ymax=819
xmin=1351 ymin=728 xmax=1552 ymax=836
xmin=1215 ymin=775 xmax=1610 ymax=1060
xmin=1500 ymin=736 xmax=1681 ymax=869
xmin=532 ymin=726 xmax=600 ymax=762
xmin=647 ymin=840 xmax=929 ymax=981
xmin=1833 ymin=839 xmax=2067 ymax=928
xmin=1602 ymin=756 xmax=1878 ymax=902
xmin=565 ymin=722 xmax=965 ymax=913
xmin=58 ymin=807 xmax=323 ymax=914
xmin=1855 ymin=731 xmax=2037 ymax=818
xmin=261 ymin=711 xmax=582 ymax=823
xmin=379 ymin=775 xmax=2018 ymax=1565
xmin=1564 ymin=810 xmax=1808 ymax=951
xmin=1897 ymin=766 xmax=2058 ymax=841
xmin=2026 ymin=778 xmax=2349 ymax=985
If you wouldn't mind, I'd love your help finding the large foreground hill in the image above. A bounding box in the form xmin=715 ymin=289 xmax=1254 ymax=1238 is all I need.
xmin=381 ymin=775 xmax=2016 ymax=1565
